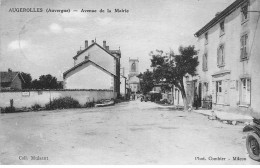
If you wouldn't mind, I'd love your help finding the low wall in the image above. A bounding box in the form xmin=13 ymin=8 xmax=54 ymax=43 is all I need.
xmin=0 ymin=90 xmax=115 ymax=108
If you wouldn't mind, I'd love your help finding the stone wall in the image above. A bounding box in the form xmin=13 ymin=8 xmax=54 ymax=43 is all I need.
xmin=0 ymin=90 xmax=115 ymax=108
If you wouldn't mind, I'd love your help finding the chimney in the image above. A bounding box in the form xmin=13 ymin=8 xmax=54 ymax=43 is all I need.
xmin=106 ymin=46 xmax=109 ymax=50
xmin=85 ymin=40 xmax=88 ymax=48
xmin=91 ymin=40 xmax=95 ymax=44
xmin=103 ymin=40 xmax=106 ymax=48
xmin=8 ymin=68 xmax=12 ymax=72
xmin=215 ymin=12 xmax=221 ymax=17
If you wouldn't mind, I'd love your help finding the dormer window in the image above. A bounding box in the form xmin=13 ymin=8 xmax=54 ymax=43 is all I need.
xmin=205 ymin=32 xmax=208 ymax=45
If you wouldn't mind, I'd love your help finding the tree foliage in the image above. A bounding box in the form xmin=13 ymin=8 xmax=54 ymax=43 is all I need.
xmin=150 ymin=46 xmax=199 ymax=110
xmin=31 ymin=74 xmax=63 ymax=89
xmin=20 ymin=72 xmax=32 ymax=89
xmin=137 ymin=69 xmax=154 ymax=95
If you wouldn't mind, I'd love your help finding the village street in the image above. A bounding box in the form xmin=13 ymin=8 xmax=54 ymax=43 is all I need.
xmin=0 ymin=100 xmax=258 ymax=165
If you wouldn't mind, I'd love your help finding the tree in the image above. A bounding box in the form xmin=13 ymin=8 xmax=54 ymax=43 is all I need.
xmin=137 ymin=69 xmax=154 ymax=95
xmin=150 ymin=46 xmax=199 ymax=110
xmin=31 ymin=74 xmax=62 ymax=89
xmin=20 ymin=72 xmax=32 ymax=89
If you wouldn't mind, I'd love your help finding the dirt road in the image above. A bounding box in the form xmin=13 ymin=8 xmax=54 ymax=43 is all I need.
xmin=0 ymin=100 xmax=258 ymax=164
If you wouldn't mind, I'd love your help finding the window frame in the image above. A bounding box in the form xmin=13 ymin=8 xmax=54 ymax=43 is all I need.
xmin=217 ymin=44 xmax=225 ymax=67
xmin=241 ymin=2 xmax=249 ymax=24
xmin=205 ymin=32 xmax=208 ymax=45
xmin=240 ymin=78 xmax=251 ymax=106
xmin=240 ymin=32 xmax=249 ymax=61
xmin=202 ymin=52 xmax=208 ymax=71
xmin=219 ymin=20 xmax=225 ymax=37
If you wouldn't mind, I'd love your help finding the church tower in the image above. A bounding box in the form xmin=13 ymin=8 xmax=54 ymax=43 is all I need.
xmin=129 ymin=58 xmax=139 ymax=76
xmin=128 ymin=58 xmax=140 ymax=95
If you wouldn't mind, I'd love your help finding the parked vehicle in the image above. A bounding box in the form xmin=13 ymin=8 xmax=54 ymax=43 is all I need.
xmin=243 ymin=118 xmax=260 ymax=161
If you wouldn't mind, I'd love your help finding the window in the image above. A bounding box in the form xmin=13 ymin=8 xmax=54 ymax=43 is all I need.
xmin=202 ymin=53 xmax=208 ymax=71
xmin=203 ymin=82 xmax=209 ymax=97
xmin=205 ymin=32 xmax=208 ymax=45
xmin=131 ymin=62 xmax=136 ymax=72
xmin=220 ymin=21 xmax=225 ymax=36
xmin=204 ymin=82 xmax=209 ymax=92
xmin=240 ymin=78 xmax=251 ymax=105
xmin=240 ymin=33 xmax=249 ymax=60
xmin=241 ymin=3 xmax=249 ymax=23
xmin=216 ymin=81 xmax=222 ymax=93
xmin=217 ymin=44 xmax=225 ymax=67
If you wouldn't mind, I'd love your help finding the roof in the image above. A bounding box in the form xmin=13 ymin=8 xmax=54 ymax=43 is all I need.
xmin=110 ymin=50 xmax=121 ymax=56
xmin=63 ymin=60 xmax=117 ymax=79
xmin=73 ymin=42 xmax=120 ymax=60
xmin=194 ymin=0 xmax=246 ymax=37
xmin=0 ymin=71 xmax=25 ymax=83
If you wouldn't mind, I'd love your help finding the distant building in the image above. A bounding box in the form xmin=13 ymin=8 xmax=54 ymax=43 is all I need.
xmin=0 ymin=69 xmax=25 ymax=91
xmin=193 ymin=0 xmax=260 ymax=116
xmin=63 ymin=40 xmax=121 ymax=98
xmin=128 ymin=58 xmax=140 ymax=93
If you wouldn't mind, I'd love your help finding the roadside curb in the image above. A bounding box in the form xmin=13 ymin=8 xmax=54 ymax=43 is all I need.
xmin=193 ymin=109 xmax=253 ymax=125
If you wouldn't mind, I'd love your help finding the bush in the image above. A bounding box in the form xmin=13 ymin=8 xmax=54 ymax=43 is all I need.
xmin=4 ymin=106 xmax=16 ymax=113
xmin=85 ymin=101 xmax=95 ymax=108
xmin=31 ymin=103 xmax=42 ymax=111
xmin=45 ymin=97 xmax=80 ymax=110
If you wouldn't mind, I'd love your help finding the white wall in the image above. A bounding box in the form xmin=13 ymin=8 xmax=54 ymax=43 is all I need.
xmin=0 ymin=90 xmax=115 ymax=108
xmin=196 ymin=0 xmax=260 ymax=115
xmin=75 ymin=44 xmax=116 ymax=75
xmin=120 ymin=77 xmax=126 ymax=96
xmin=65 ymin=63 xmax=114 ymax=90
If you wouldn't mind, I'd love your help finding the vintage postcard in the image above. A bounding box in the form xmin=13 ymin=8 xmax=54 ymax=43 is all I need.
xmin=0 ymin=0 xmax=260 ymax=165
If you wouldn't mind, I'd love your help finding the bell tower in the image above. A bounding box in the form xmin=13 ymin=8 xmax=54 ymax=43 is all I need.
xmin=129 ymin=58 xmax=139 ymax=76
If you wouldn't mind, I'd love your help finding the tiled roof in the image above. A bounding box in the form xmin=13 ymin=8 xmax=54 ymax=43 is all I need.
xmin=0 ymin=72 xmax=24 ymax=83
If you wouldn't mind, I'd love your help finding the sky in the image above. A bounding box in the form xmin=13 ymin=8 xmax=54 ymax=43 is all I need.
xmin=0 ymin=0 xmax=235 ymax=80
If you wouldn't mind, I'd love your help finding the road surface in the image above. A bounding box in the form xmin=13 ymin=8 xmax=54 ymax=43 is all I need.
xmin=0 ymin=100 xmax=258 ymax=164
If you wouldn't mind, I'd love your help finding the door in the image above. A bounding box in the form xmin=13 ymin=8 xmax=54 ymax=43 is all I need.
xmin=216 ymin=80 xmax=224 ymax=104
xmin=198 ymin=83 xmax=202 ymax=107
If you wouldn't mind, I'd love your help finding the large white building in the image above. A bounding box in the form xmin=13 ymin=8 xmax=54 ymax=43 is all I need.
xmin=193 ymin=0 xmax=260 ymax=117
xmin=63 ymin=40 xmax=121 ymax=98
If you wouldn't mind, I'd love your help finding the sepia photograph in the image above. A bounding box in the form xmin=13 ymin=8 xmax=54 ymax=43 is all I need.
xmin=0 ymin=0 xmax=260 ymax=165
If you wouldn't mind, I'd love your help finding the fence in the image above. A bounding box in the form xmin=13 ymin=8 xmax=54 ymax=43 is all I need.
xmin=0 ymin=89 xmax=115 ymax=108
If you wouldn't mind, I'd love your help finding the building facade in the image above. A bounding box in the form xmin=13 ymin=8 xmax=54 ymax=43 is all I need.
xmin=0 ymin=69 xmax=24 ymax=91
xmin=128 ymin=58 xmax=140 ymax=93
xmin=63 ymin=40 xmax=121 ymax=98
xmin=194 ymin=0 xmax=260 ymax=117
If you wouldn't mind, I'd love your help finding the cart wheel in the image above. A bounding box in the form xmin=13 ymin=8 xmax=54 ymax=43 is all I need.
xmin=246 ymin=132 xmax=260 ymax=161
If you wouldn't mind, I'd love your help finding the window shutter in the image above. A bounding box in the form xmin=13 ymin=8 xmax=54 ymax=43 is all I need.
xmin=222 ymin=45 xmax=225 ymax=65
xmin=205 ymin=54 xmax=208 ymax=70
xmin=212 ymin=81 xmax=216 ymax=103
xmin=245 ymin=34 xmax=248 ymax=58
xmin=217 ymin=47 xmax=219 ymax=66
xmin=224 ymin=80 xmax=229 ymax=105
xmin=240 ymin=37 xmax=244 ymax=60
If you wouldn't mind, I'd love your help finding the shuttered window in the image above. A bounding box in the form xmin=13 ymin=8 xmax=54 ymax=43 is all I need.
xmin=240 ymin=34 xmax=248 ymax=60
xmin=217 ymin=44 xmax=225 ymax=67
xmin=202 ymin=53 xmax=208 ymax=71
